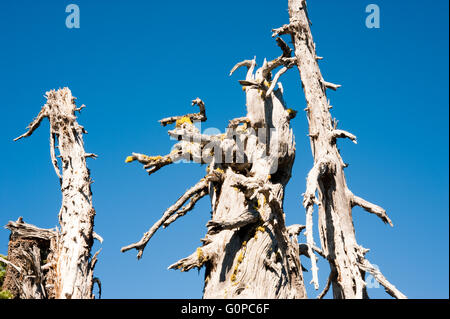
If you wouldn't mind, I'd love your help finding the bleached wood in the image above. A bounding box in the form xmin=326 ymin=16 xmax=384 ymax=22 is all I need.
xmin=14 ymin=88 xmax=98 ymax=299
xmin=123 ymin=44 xmax=307 ymax=298
xmin=282 ymin=0 xmax=405 ymax=298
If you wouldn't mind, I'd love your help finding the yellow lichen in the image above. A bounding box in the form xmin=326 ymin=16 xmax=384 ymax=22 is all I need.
xmin=286 ymin=108 xmax=298 ymax=119
xmin=196 ymin=247 xmax=204 ymax=263
xmin=176 ymin=116 xmax=193 ymax=127
xmin=147 ymin=155 xmax=162 ymax=161
xmin=230 ymin=241 xmax=247 ymax=283
xmin=242 ymin=86 xmax=247 ymax=91
xmin=215 ymin=167 xmax=225 ymax=174
xmin=254 ymin=225 xmax=266 ymax=240
xmin=125 ymin=156 xmax=135 ymax=163
xmin=263 ymin=80 xmax=271 ymax=88
xmin=256 ymin=226 xmax=265 ymax=233
xmin=267 ymin=174 xmax=271 ymax=180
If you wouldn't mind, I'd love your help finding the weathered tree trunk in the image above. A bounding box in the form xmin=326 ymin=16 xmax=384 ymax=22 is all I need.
xmin=1 ymin=219 xmax=57 ymax=299
xmin=272 ymin=0 xmax=406 ymax=299
xmin=8 ymin=88 xmax=100 ymax=299
xmin=122 ymin=44 xmax=307 ymax=298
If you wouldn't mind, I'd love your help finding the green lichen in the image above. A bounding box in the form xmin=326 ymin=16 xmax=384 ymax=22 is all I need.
xmin=0 ymin=254 xmax=13 ymax=299
xmin=0 ymin=254 xmax=7 ymax=287
xmin=0 ymin=290 xmax=13 ymax=299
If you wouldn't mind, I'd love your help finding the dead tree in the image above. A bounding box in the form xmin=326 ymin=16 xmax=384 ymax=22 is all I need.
xmin=271 ymin=0 xmax=406 ymax=298
xmin=4 ymin=88 xmax=100 ymax=299
xmin=1 ymin=219 xmax=57 ymax=299
xmin=122 ymin=44 xmax=309 ymax=298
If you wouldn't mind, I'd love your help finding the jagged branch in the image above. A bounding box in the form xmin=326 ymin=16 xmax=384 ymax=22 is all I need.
xmin=228 ymin=117 xmax=250 ymax=129
xmin=287 ymin=224 xmax=306 ymax=237
xmin=168 ymin=242 xmax=218 ymax=272
xmin=265 ymin=60 xmax=296 ymax=97
xmin=5 ymin=219 xmax=57 ymax=241
xmin=358 ymin=258 xmax=407 ymax=299
xmin=0 ymin=255 xmax=21 ymax=273
xmin=206 ymin=209 xmax=260 ymax=234
xmin=276 ymin=37 xmax=292 ymax=57
xmin=13 ymin=107 xmax=48 ymax=142
xmin=271 ymin=21 xmax=302 ymax=37
xmin=229 ymin=59 xmax=256 ymax=77
xmin=261 ymin=56 xmax=296 ymax=81
xmin=298 ymin=243 xmax=327 ymax=260
xmin=163 ymin=188 xmax=208 ymax=228
xmin=349 ymin=192 xmax=393 ymax=226
xmin=330 ymin=129 xmax=357 ymax=144
xmin=317 ymin=269 xmax=335 ymax=299
xmin=121 ymin=171 xmax=223 ymax=259
xmin=322 ymin=80 xmax=341 ymax=91
xmin=302 ymin=156 xmax=333 ymax=290
xmin=159 ymin=98 xmax=207 ymax=127
xmin=125 ymin=152 xmax=178 ymax=176
xmin=168 ymin=128 xmax=222 ymax=146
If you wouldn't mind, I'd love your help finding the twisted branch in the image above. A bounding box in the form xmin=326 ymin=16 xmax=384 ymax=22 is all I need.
xmin=121 ymin=172 xmax=223 ymax=259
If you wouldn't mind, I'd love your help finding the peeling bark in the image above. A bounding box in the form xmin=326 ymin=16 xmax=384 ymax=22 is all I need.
xmin=272 ymin=0 xmax=406 ymax=299
xmin=10 ymin=88 xmax=99 ymax=299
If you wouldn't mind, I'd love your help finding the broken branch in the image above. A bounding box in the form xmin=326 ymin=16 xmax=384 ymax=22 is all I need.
xmin=350 ymin=192 xmax=393 ymax=226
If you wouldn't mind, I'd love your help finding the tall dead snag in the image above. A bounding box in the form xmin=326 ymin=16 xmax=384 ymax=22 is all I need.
xmin=9 ymin=88 xmax=100 ymax=299
xmin=122 ymin=42 xmax=308 ymax=298
xmin=272 ymin=0 xmax=406 ymax=298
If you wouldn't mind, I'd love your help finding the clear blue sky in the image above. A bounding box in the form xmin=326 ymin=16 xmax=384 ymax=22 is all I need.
xmin=0 ymin=0 xmax=448 ymax=299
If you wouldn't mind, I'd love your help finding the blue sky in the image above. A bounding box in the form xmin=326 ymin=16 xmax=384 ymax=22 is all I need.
xmin=0 ymin=0 xmax=448 ymax=299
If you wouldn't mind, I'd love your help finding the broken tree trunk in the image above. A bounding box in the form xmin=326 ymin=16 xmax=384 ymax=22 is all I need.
xmin=122 ymin=42 xmax=307 ymax=298
xmin=272 ymin=0 xmax=406 ymax=299
xmin=10 ymin=88 xmax=99 ymax=299
xmin=1 ymin=218 xmax=57 ymax=299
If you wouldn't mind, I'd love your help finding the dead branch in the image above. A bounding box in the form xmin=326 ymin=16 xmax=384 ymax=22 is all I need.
xmin=317 ymin=270 xmax=335 ymax=299
xmin=121 ymin=173 xmax=222 ymax=259
xmin=349 ymin=191 xmax=393 ymax=226
xmin=5 ymin=220 xmax=57 ymax=241
xmin=358 ymin=258 xmax=407 ymax=299
xmin=206 ymin=209 xmax=260 ymax=234
xmin=330 ymin=129 xmax=357 ymax=144
xmin=13 ymin=107 xmax=48 ymax=142
xmin=159 ymin=98 xmax=207 ymax=126
xmin=163 ymin=188 xmax=208 ymax=228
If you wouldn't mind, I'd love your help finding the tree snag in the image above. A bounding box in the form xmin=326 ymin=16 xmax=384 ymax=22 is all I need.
xmin=271 ymin=0 xmax=406 ymax=298
xmin=7 ymin=88 xmax=100 ymax=299
xmin=122 ymin=41 xmax=308 ymax=298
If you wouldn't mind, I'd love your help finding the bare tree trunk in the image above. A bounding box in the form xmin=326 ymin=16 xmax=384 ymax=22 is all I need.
xmin=1 ymin=219 xmax=57 ymax=299
xmin=9 ymin=88 xmax=100 ymax=299
xmin=122 ymin=44 xmax=307 ymax=298
xmin=272 ymin=0 xmax=406 ymax=299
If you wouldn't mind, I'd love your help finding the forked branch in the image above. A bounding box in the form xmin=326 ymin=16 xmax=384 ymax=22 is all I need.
xmin=121 ymin=171 xmax=223 ymax=259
